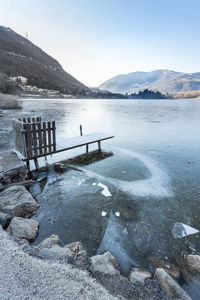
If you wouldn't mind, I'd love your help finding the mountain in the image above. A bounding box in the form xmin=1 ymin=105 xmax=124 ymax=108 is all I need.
xmin=0 ymin=26 xmax=88 ymax=95
xmin=99 ymin=70 xmax=200 ymax=94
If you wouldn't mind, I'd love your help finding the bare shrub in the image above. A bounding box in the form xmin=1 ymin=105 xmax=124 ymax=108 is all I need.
xmin=0 ymin=93 xmax=22 ymax=109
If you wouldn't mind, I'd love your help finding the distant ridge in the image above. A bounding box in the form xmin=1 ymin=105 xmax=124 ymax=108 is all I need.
xmin=99 ymin=69 xmax=200 ymax=94
xmin=0 ymin=26 xmax=88 ymax=95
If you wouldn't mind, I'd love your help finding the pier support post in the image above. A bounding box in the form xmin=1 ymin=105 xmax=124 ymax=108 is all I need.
xmin=98 ymin=141 xmax=101 ymax=152
xmin=26 ymin=160 xmax=30 ymax=172
xmin=34 ymin=158 xmax=39 ymax=170
xmin=86 ymin=144 xmax=89 ymax=156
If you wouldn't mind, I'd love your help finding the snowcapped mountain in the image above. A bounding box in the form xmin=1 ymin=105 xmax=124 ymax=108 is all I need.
xmin=99 ymin=70 xmax=200 ymax=94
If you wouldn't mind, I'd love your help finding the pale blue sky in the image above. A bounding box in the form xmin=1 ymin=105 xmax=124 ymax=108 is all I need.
xmin=1 ymin=0 xmax=200 ymax=86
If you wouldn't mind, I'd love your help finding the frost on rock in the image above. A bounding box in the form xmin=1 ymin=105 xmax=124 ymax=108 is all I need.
xmin=98 ymin=183 xmax=112 ymax=197
xmin=172 ymin=222 xmax=199 ymax=238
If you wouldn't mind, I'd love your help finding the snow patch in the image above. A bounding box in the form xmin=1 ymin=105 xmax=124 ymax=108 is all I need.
xmin=101 ymin=211 xmax=107 ymax=217
xmin=98 ymin=183 xmax=112 ymax=197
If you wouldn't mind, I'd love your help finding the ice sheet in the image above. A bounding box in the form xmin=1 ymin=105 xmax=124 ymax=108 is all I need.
xmin=172 ymin=222 xmax=199 ymax=238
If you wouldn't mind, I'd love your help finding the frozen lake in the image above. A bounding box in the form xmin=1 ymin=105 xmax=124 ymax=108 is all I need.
xmin=1 ymin=98 xmax=200 ymax=278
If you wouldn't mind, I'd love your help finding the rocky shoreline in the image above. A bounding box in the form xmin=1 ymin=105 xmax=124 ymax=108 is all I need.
xmin=0 ymin=183 xmax=199 ymax=299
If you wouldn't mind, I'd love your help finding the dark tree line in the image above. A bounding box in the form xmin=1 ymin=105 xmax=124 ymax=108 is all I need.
xmin=129 ymin=89 xmax=167 ymax=99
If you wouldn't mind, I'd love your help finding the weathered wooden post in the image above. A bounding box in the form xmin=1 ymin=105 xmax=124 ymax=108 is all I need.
xmin=86 ymin=144 xmax=89 ymax=156
xmin=80 ymin=124 xmax=83 ymax=136
xmin=98 ymin=141 xmax=101 ymax=152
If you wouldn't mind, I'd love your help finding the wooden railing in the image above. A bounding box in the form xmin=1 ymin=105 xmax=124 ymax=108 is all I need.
xmin=12 ymin=117 xmax=56 ymax=160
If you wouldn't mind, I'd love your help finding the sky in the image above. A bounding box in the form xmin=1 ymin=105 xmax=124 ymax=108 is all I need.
xmin=0 ymin=0 xmax=200 ymax=87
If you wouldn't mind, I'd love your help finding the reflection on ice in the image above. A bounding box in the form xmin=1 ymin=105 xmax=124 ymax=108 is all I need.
xmin=97 ymin=212 xmax=136 ymax=273
xmin=172 ymin=222 xmax=199 ymax=238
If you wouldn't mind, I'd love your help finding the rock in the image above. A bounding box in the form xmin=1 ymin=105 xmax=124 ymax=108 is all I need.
xmin=0 ymin=151 xmax=28 ymax=184
xmin=148 ymin=256 xmax=180 ymax=279
xmin=65 ymin=242 xmax=88 ymax=267
xmin=90 ymin=252 xmax=119 ymax=276
xmin=0 ymin=185 xmax=40 ymax=218
xmin=39 ymin=245 xmax=73 ymax=263
xmin=0 ymin=211 xmax=10 ymax=228
xmin=155 ymin=268 xmax=192 ymax=299
xmin=130 ymin=268 xmax=151 ymax=283
xmin=180 ymin=254 xmax=200 ymax=284
xmin=36 ymin=234 xmax=59 ymax=250
xmin=8 ymin=217 xmax=39 ymax=241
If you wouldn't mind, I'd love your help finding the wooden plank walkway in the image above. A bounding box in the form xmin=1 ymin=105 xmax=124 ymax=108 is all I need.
xmin=12 ymin=117 xmax=114 ymax=170
xmin=56 ymin=133 xmax=114 ymax=152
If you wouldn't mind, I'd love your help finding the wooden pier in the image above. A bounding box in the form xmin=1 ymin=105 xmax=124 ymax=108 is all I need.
xmin=12 ymin=117 xmax=114 ymax=170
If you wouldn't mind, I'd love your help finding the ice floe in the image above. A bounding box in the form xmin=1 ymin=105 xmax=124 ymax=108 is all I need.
xmin=98 ymin=183 xmax=112 ymax=197
xmin=115 ymin=212 xmax=120 ymax=217
xmin=172 ymin=222 xmax=199 ymax=238
xmin=97 ymin=212 xmax=136 ymax=273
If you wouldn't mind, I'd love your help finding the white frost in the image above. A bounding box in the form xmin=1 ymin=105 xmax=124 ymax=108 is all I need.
xmin=98 ymin=183 xmax=112 ymax=197
xmin=115 ymin=212 xmax=120 ymax=217
xmin=92 ymin=182 xmax=96 ymax=186
xmin=172 ymin=222 xmax=199 ymax=238
xmin=101 ymin=211 xmax=107 ymax=216
xmin=75 ymin=147 xmax=172 ymax=198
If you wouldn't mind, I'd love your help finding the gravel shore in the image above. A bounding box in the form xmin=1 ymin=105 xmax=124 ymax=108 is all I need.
xmin=0 ymin=226 xmax=117 ymax=300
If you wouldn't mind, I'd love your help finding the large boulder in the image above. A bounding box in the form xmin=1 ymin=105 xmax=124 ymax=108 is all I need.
xmin=155 ymin=268 xmax=191 ymax=300
xmin=0 ymin=185 xmax=40 ymax=218
xmin=130 ymin=268 xmax=151 ymax=283
xmin=8 ymin=217 xmax=39 ymax=241
xmin=180 ymin=254 xmax=200 ymax=284
xmin=36 ymin=234 xmax=59 ymax=250
xmin=90 ymin=252 xmax=119 ymax=276
xmin=0 ymin=211 xmax=10 ymax=228
xmin=38 ymin=245 xmax=73 ymax=263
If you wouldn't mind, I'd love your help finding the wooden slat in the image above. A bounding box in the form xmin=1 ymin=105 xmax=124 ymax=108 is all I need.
xmin=32 ymin=123 xmax=38 ymax=157
xmin=32 ymin=117 xmax=35 ymax=123
xmin=52 ymin=120 xmax=56 ymax=152
xmin=43 ymin=122 xmax=47 ymax=155
xmin=12 ymin=119 xmax=26 ymax=157
xmin=23 ymin=117 xmax=26 ymax=123
xmin=27 ymin=117 xmax=31 ymax=123
xmin=25 ymin=123 xmax=32 ymax=159
xmin=37 ymin=122 xmax=42 ymax=155
xmin=48 ymin=121 xmax=52 ymax=153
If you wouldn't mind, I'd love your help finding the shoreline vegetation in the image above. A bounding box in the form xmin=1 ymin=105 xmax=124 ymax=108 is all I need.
xmin=0 ymin=93 xmax=22 ymax=109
